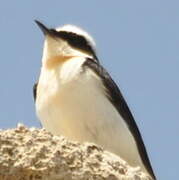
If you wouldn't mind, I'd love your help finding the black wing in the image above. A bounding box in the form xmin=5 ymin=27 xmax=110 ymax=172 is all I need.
xmin=83 ymin=58 xmax=156 ymax=180
xmin=33 ymin=82 xmax=38 ymax=102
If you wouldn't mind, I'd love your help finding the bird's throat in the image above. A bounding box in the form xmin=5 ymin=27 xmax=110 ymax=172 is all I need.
xmin=45 ymin=55 xmax=75 ymax=69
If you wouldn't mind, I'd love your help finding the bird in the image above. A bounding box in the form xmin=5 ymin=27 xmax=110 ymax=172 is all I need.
xmin=34 ymin=20 xmax=156 ymax=180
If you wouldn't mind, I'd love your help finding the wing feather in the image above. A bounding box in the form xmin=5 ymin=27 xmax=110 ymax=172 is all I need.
xmin=83 ymin=58 xmax=155 ymax=179
xmin=33 ymin=83 xmax=38 ymax=102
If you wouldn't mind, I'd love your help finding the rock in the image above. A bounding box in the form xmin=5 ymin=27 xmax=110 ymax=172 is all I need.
xmin=0 ymin=124 xmax=151 ymax=180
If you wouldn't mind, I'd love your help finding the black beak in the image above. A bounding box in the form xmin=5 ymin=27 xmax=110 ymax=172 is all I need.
xmin=35 ymin=20 xmax=51 ymax=35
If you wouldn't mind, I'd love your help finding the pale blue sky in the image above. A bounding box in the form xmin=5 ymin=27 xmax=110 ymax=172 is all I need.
xmin=0 ymin=1 xmax=178 ymax=179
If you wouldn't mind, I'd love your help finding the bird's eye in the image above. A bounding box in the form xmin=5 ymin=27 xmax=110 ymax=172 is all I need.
xmin=51 ymin=30 xmax=96 ymax=59
xmin=49 ymin=29 xmax=58 ymax=35
xmin=58 ymin=31 xmax=89 ymax=50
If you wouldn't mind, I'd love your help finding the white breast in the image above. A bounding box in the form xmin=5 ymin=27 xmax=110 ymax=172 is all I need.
xmin=36 ymin=57 xmax=147 ymax=174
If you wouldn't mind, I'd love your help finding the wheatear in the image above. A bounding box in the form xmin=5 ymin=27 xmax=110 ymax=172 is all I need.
xmin=34 ymin=21 xmax=156 ymax=179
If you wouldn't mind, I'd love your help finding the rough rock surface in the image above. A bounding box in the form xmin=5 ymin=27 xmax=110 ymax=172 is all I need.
xmin=0 ymin=124 xmax=151 ymax=180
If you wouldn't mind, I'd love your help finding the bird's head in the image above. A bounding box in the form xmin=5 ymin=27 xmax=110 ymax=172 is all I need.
xmin=35 ymin=20 xmax=98 ymax=68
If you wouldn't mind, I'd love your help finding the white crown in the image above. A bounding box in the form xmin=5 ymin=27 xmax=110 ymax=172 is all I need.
xmin=55 ymin=24 xmax=96 ymax=50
